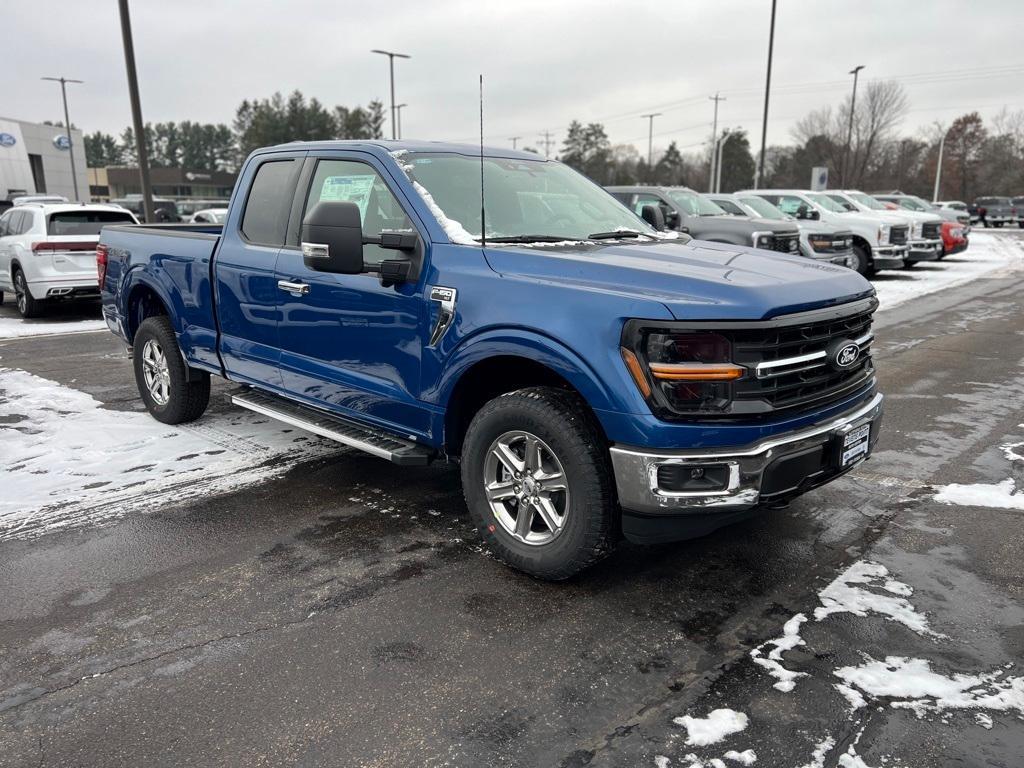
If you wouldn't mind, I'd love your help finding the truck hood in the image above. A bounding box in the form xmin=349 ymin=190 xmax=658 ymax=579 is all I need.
xmin=483 ymin=240 xmax=872 ymax=321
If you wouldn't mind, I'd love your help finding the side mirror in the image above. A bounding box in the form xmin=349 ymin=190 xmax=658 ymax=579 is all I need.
xmin=301 ymin=201 xmax=365 ymax=274
xmin=664 ymin=209 xmax=681 ymax=229
xmin=641 ymin=204 xmax=666 ymax=231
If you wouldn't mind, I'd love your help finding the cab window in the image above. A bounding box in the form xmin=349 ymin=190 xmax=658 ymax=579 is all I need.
xmin=302 ymin=159 xmax=415 ymax=266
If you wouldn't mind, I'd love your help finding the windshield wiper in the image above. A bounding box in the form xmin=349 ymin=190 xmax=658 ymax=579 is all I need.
xmin=483 ymin=235 xmax=572 ymax=243
xmin=587 ymin=230 xmax=645 ymax=240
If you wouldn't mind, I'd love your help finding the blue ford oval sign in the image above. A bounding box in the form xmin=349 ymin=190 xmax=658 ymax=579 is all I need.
xmin=0 ymin=133 xmax=16 ymax=147
xmin=53 ymin=135 xmax=71 ymax=150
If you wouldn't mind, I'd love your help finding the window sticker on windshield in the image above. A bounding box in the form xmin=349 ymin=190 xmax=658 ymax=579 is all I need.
xmin=319 ymin=175 xmax=376 ymax=217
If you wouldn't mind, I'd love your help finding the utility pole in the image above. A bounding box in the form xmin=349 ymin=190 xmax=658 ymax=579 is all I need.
xmin=932 ymin=125 xmax=948 ymax=202
xmin=843 ymin=65 xmax=865 ymax=187
xmin=755 ymin=0 xmax=777 ymax=189
xmin=510 ymin=136 xmax=522 ymax=150
xmin=41 ymin=76 xmax=83 ymax=201
xmin=641 ymin=113 xmax=661 ymax=175
xmin=117 ymin=0 xmax=155 ymax=223
xmin=715 ymin=131 xmax=729 ymax=193
xmin=708 ymin=92 xmax=726 ymax=192
xmin=371 ymin=49 xmax=411 ymax=140
xmin=395 ymin=104 xmax=407 ymax=139
xmin=538 ymin=130 xmax=555 ymax=158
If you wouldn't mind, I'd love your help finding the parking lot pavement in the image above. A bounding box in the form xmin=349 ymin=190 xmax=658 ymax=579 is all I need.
xmin=0 ymin=232 xmax=1023 ymax=767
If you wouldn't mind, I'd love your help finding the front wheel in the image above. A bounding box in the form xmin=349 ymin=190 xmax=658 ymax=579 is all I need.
xmin=132 ymin=315 xmax=210 ymax=424
xmin=461 ymin=387 xmax=616 ymax=580
xmin=850 ymin=245 xmax=872 ymax=276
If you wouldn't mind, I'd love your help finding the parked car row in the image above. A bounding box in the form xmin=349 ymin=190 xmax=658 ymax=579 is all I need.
xmin=605 ymin=185 xmax=968 ymax=279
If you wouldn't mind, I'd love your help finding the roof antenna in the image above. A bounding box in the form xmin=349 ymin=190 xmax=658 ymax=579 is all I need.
xmin=479 ymin=74 xmax=486 ymax=248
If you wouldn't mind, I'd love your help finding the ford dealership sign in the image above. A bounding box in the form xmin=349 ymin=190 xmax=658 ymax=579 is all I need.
xmin=53 ymin=135 xmax=71 ymax=150
xmin=0 ymin=133 xmax=16 ymax=147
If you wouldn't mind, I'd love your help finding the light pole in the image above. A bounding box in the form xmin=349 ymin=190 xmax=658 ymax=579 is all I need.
xmin=755 ymin=0 xmax=777 ymax=189
xmin=510 ymin=136 xmax=522 ymax=150
xmin=117 ymin=0 xmax=155 ymax=222
xmin=371 ymin=49 xmax=411 ymax=140
xmin=708 ymin=92 xmax=726 ymax=192
xmin=715 ymin=131 xmax=729 ymax=193
xmin=843 ymin=65 xmax=865 ymax=187
xmin=641 ymin=113 xmax=661 ymax=175
xmin=932 ymin=125 xmax=949 ymax=202
xmin=395 ymin=103 xmax=407 ymax=139
xmin=41 ymin=76 xmax=83 ymax=201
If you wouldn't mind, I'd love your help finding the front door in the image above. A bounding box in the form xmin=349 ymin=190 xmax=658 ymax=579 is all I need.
xmin=274 ymin=153 xmax=433 ymax=440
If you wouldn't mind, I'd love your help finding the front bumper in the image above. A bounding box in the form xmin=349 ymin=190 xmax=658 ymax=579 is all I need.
xmin=872 ymin=245 xmax=906 ymax=269
xmin=610 ymin=392 xmax=883 ymax=517
xmin=906 ymin=238 xmax=942 ymax=261
xmin=807 ymin=247 xmax=854 ymax=267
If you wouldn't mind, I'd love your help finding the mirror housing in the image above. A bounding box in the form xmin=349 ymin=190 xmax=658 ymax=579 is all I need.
xmin=641 ymin=204 xmax=666 ymax=231
xmin=301 ymin=201 xmax=364 ymax=274
xmin=795 ymin=204 xmax=820 ymax=221
xmin=663 ymin=209 xmax=681 ymax=229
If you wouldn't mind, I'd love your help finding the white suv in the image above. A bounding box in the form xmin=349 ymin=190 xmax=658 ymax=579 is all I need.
xmin=739 ymin=189 xmax=908 ymax=276
xmin=0 ymin=203 xmax=138 ymax=317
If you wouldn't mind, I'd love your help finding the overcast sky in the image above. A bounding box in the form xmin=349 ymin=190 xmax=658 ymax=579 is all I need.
xmin=7 ymin=0 xmax=1024 ymax=158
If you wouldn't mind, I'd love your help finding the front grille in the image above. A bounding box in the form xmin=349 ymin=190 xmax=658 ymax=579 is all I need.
xmin=922 ymin=221 xmax=941 ymax=239
xmin=770 ymin=233 xmax=800 ymax=254
xmin=890 ymin=225 xmax=908 ymax=245
xmin=729 ymin=302 xmax=876 ymax=414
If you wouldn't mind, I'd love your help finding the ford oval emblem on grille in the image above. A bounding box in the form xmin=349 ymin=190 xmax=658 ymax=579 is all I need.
xmin=827 ymin=338 xmax=861 ymax=370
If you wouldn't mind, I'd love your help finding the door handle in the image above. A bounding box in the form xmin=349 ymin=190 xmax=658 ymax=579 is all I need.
xmin=278 ymin=280 xmax=310 ymax=295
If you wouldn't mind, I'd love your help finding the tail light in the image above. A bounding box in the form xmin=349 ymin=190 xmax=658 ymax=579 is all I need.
xmin=96 ymin=243 xmax=109 ymax=290
xmin=31 ymin=240 xmax=98 ymax=252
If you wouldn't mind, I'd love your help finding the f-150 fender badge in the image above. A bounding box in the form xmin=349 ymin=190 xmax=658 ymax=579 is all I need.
xmin=428 ymin=286 xmax=457 ymax=347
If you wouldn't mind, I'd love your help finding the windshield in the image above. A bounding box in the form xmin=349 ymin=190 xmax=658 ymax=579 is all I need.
xmin=737 ymin=195 xmax=789 ymax=220
xmin=402 ymin=153 xmax=656 ymax=241
xmin=807 ymin=193 xmax=848 ymax=213
xmin=849 ymin=192 xmax=887 ymax=211
xmin=824 ymin=194 xmax=858 ymax=212
xmin=667 ymin=189 xmax=727 ymax=216
xmin=896 ymin=196 xmax=930 ymax=212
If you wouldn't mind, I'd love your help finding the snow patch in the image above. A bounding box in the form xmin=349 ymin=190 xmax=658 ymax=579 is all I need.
xmin=409 ymin=181 xmax=478 ymax=245
xmin=0 ymin=316 xmax=105 ymax=339
xmin=837 ymin=745 xmax=875 ymax=768
xmin=834 ymin=682 xmax=868 ymax=711
xmin=833 ymin=656 xmax=1024 ymax=718
xmin=723 ymin=749 xmax=756 ymax=765
xmin=797 ymin=736 xmax=835 ymax=768
xmin=0 ymin=367 xmax=338 ymax=539
xmin=673 ymin=709 xmax=748 ymax=747
xmin=749 ymin=613 xmax=807 ymax=692
xmin=934 ymin=478 xmax=1024 ymax=510
xmin=814 ymin=561 xmax=943 ymax=637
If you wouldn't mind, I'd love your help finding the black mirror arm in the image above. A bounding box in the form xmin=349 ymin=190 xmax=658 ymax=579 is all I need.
xmin=365 ymin=259 xmax=412 ymax=287
xmin=364 ymin=232 xmax=418 ymax=251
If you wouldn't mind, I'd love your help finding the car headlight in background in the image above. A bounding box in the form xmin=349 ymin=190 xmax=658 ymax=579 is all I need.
xmin=753 ymin=233 xmax=773 ymax=248
xmin=877 ymin=225 xmax=889 ymax=244
xmin=952 ymin=227 xmax=964 ymax=238
xmin=809 ymin=236 xmax=831 ymax=251
xmin=912 ymin=222 xmax=923 ymax=238
xmin=621 ymin=325 xmax=744 ymax=417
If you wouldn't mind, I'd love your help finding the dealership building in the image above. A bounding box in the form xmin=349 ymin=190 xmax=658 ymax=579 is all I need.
xmin=0 ymin=117 xmax=88 ymax=202
xmin=87 ymin=166 xmax=237 ymax=202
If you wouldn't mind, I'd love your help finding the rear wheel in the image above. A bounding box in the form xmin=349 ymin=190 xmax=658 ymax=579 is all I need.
xmin=13 ymin=269 xmax=46 ymax=318
xmin=850 ymin=244 xmax=872 ymax=276
xmin=461 ymin=386 xmax=616 ymax=580
xmin=133 ymin=315 xmax=210 ymax=424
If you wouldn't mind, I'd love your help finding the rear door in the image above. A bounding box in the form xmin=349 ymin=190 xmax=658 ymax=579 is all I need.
xmin=43 ymin=209 xmax=136 ymax=280
xmin=273 ymin=151 xmax=434 ymax=439
xmin=213 ymin=153 xmax=304 ymax=387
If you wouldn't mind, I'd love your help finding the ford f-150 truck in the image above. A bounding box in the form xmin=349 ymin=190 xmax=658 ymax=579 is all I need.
xmin=99 ymin=140 xmax=883 ymax=579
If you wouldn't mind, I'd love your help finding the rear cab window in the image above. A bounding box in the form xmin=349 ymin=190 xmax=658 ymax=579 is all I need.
xmin=241 ymin=159 xmax=301 ymax=246
xmin=47 ymin=210 xmax=135 ymax=236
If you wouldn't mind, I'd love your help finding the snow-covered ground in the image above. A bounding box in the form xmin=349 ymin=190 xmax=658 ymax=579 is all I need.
xmin=0 ymin=368 xmax=340 ymax=540
xmin=0 ymin=314 xmax=106 ymax=339
xmin=872 ymin=230 xmax=1024 ymax=312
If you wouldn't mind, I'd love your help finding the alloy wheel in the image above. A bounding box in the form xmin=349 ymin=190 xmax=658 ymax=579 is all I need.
xmin=141 ymin=338 xmax=171 ymax=406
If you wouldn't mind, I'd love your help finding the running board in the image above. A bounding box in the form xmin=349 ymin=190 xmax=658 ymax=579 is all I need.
xmin=231 ymin=389 xmax=435 ymax=466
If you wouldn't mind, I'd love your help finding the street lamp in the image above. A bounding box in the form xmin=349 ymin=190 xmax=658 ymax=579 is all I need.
xmin=843 ymin=65 xmax=865 ymax=186
xmin=641 ymin=113 xmax=661 ymax=173
xmin=41 ymin=76 xmax=83 ymax=201
xmin=371 ymin=49 xmax=411 ymax=140
xmin=117 ymin=0 xmax=155 ymax=222
xmin=395 ymin=104 xmax=407 ymax=140
xmin=932 ymin=124 xmax=949 ymax=202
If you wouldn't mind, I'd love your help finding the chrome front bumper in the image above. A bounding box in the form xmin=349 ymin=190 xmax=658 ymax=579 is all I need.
xmin=610 ymin=393 xmax=884 ymax=515
xmin=907 ymin=238 xmax=942 ymax=261
xmin=872 ymin=245 xmax=906 ymax=269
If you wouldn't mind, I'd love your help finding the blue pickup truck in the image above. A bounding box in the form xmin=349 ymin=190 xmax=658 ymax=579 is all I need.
xmin=99 ymin=140 xmax=883 ymax=579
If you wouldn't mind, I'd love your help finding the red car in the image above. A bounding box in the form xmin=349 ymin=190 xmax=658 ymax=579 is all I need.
xmin=940 ymin=220 xmax=968 ymax=257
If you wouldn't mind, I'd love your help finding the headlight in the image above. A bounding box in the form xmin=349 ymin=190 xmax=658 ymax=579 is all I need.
xmin=912 ymin=222 xmax=922 ymax=238
xmin=952 ymin=227 xmax=964 ymax=237
xmin=621 ymin=324 xmax=744 ymax=417
xmin=753 ymin=233 xmax=773 ymax=248
xmin=809 ymin=237 xmax=831 ymax=251
xmin=878 ymin=225 xmax=889 ymax=244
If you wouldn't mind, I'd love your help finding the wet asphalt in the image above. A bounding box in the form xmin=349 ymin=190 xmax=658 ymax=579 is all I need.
xmin=1 ymin=246 xmax=1023 ymax=767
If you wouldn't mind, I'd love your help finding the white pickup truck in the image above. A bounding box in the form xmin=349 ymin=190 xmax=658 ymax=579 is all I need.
xmin=822 ymin=190 xmax=943 ymax=264
xmin=739 ymin=189 xmax=908 ymax=276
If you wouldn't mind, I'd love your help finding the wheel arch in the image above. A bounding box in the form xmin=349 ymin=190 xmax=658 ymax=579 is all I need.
xmin=124 ymin=278 xmax=172 ymax=343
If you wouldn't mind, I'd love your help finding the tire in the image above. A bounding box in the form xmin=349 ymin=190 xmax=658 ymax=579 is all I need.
xmin=850 ymin=244 xmax=872 ymax=277
xmin=461 ymin=386 xmax=616 ymax=580
xmin=132 ymin=315 xmax=210 ymax=424
xmin=13 ymin=269 xmax=46 ymax=318
xmin=903 ymin=260 xmax=916 ymax=269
